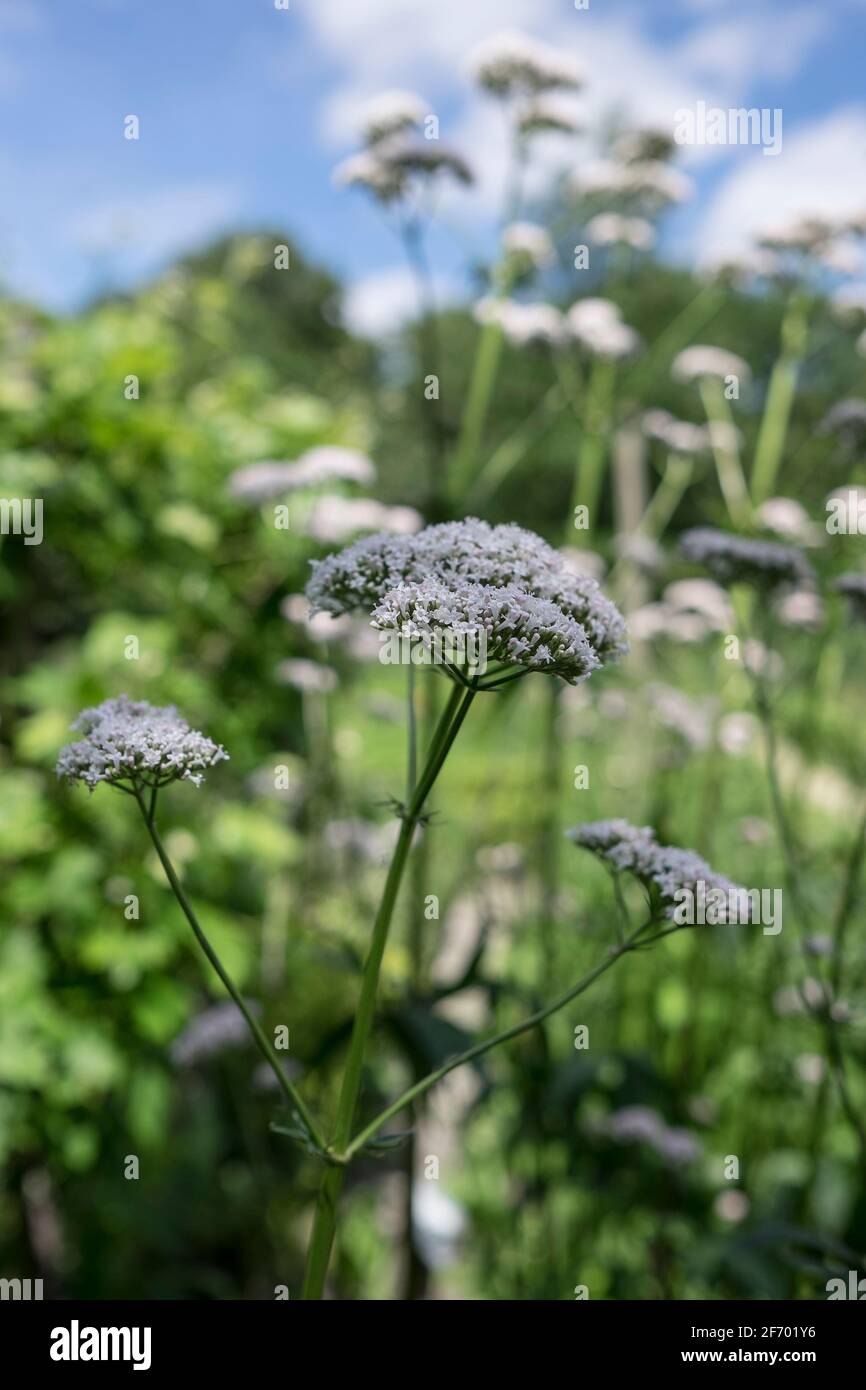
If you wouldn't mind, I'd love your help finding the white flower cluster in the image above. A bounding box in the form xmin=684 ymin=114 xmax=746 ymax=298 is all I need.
xmin=756 ymin=497 xmax=820 ymax=546
xmin=501 ymin=221 xmax=556 ymax=272
xmin=332 ymin=149 xmax=407 ymax=202
xmin=306 ymin=496 xmax=423 ymax=543
xmin=517 ymin=94 xmax=581 ymax=137
xmin=571 ymin=160 xmax=693 ymax=207
xmin=642 ymin=409 xmax=710 ymax=455
xmin=818 ymin=398 xmax=866 ymax=450
xmin=680 ymin=527 xmax=814 ymax=591
xmin=359 ymin=89 xmax=428 ymax=147
xmin=611 ymin=127 xmax=678 ymax=166
xmin=171 ymin=1000 xmax=261 ymax=1068
xmin=586 ymin=213 xmax=655 ymax=250
xmin=597 ymin=1105 xmax=701 ymax=1166
xmin=703 ymin=246 xmax=781 ymax=290
xmin=757 ymin=213 xmax=861 ymax=272
xmin=566 ymin=297 xmax=641 ymax=359
xmin=671 ymin=346 xmax=751 ymax=384
xmin=567 ymin=818 xmax=744 ymax=919
xmin=474 ymin=297 xmax=566 ymax=348
xmin=306 ymin=518 xmax=628 ymax=678
xmin=229 ymin=447 xmax=376 ymax=503
xmin=371 ymin=576 xmax=600 ymax=685
xmin=275 ymin=659 xmax=338 ymax=694
xmin=628 ymin=577 xmax=733 ymax=645
xmin=57 ymin=696 xmax=229 ymax=791
xmin=470 ymin=30 xmax=582 ymax=98
xmin=334 ymin=139 xmax=472 ymax=204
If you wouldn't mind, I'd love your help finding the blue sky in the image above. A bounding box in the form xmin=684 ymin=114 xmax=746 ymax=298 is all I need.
xmin=4 ymin=0 xmax=866 ymax=329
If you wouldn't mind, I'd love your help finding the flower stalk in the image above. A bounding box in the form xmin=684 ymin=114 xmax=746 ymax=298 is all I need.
xmin=750 ymin=294 xmax=810 ymax=506
xmin=133 ymin=786 xmax=327 ymax=1155
xmin=301 ymin=681 xmax=475 ymax=1298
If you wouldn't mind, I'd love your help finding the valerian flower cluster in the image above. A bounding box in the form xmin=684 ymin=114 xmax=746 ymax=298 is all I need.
xmin=680 ymin=527 xmax=814 ymax=592
xmin=56 ymin=695 xmax=228 ymax=792
xmin=306 ymin=518 xmax=628 ymax=684
xmin=567 ymin=819 xmax=747 ymax=920
xmin=371 ymin=577 xmax=601 ymax=684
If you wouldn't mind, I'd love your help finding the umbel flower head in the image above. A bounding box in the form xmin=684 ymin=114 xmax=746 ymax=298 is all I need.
xmin=334 ymin=138 xmax=472 ymax=204
xmin=566 ymin=297 xmax=641 ymax=359
xmin=228 ymin=447 xmax=376 ymax=503
xmin=818 ymin=398 xmax=866 ymax=452
xmin=306 ymin=517 xmax=628 ymax=667
xmin=671 ymin=346 xmax=751 ymax=384
xmin=611 ymin=126 xmax=678 ymax=165
xmin=57 ymin=696 xmax=228 ymax=792
xmin=371 ymin=577 xmax=601 ymax=685
xmin=680 ymin=527 xmax=815 ymax=592
xmin=517 ymin=94 xmax=581 ymax=137
xmin=501 ymin=221 xmax=556 ymax=273
xmin=586 ymin=213 xmax=655 ymax=251
xmin=642 ymin=409 xmax=710 ymax=456
xmin=470 ymin=30 xmax=582 ymax=98
xmin=567 ymin=819 xmax=748 ymax=920
xmin=359 ymin=89 xmax=427 ymax=147
xmin=474 ymin=298 xmax=566 ymax=349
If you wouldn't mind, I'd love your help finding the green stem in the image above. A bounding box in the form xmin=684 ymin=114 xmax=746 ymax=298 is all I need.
xmin=744 ymin=641 xmax=866 ymax=1169
xmin=468 ymin=382 xmax=561 ymax=507
xmin=751 ymin=296 xmax=809 ymax=506
xmin=607 ymin=452 xmax=694 ymax=592
xmin=570 ymin=355 xmax=617 ymax=543
xmin=622 ymin=282 xmax=725 ymax=398
xmin=301 ymin=683 xmax=475 ymax=1298
xmin=449 ymin=316 xmax=505 ymax=503
xmin=344 ymin=919 xmax=656 ymax=1161
xmin=831 ymin=794 xmax=866 ymax=996
xmin=699 ymin=377 xmax=752 ymax=528
xmin=134 ymin=790 xmax=325 ymax=1153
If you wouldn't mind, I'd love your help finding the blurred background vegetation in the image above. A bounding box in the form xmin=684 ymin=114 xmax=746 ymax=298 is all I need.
xmin=1 ymin=210 xmax=866 ymax=1300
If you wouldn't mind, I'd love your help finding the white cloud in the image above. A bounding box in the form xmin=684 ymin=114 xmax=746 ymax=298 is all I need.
xmin=342 ymin=265 xmax=459 ymax=337
xmin=695 ymin=106 xmax=866 ymax=264
xmin=299 ymin=0 xmax=830 ymax=228
xmin=673 ymin=10 xmax=827 ymax=90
